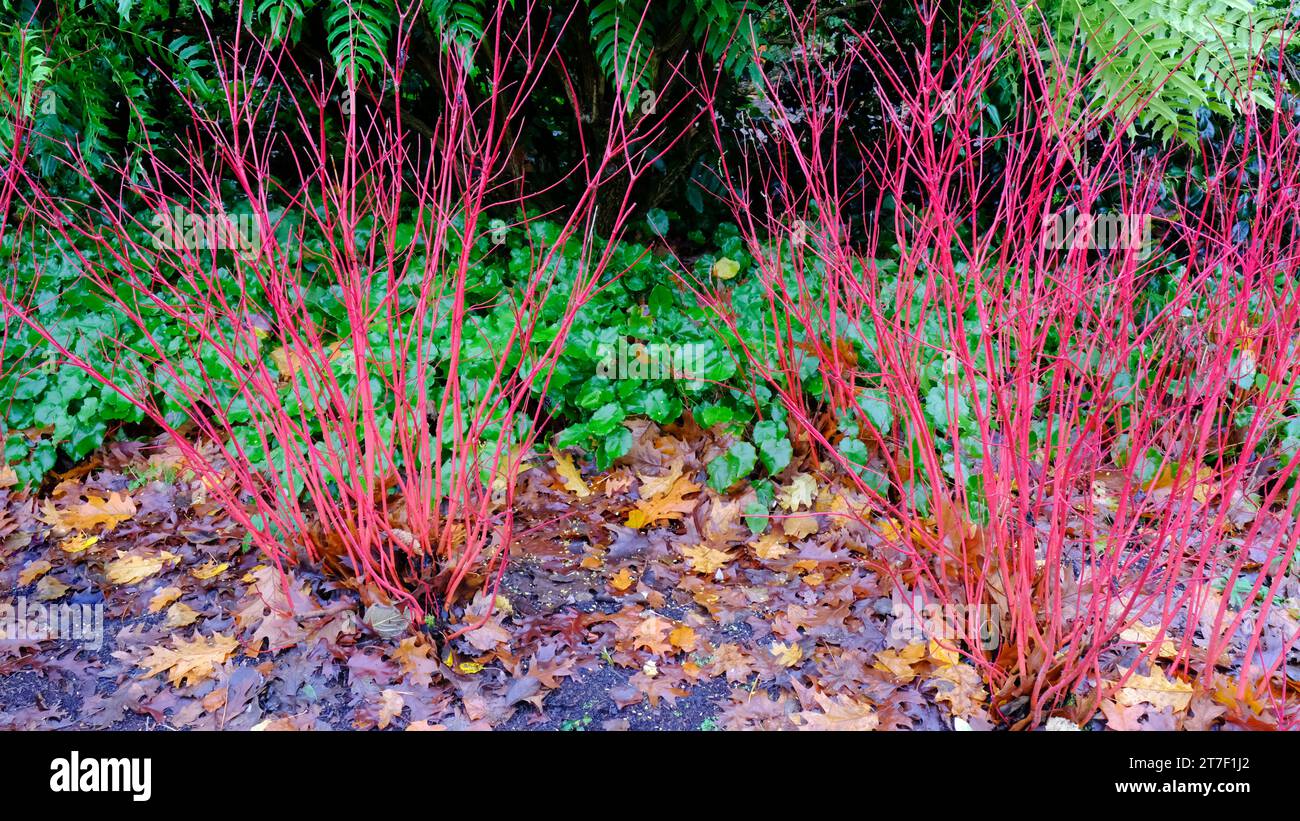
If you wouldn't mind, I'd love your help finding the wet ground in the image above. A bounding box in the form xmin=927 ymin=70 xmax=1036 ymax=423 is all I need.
xmin=498 ymin=664 xmax=732 ymax=731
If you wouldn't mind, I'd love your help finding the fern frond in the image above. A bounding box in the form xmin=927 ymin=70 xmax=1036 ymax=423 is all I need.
xmin=255 ymin=0 xmax=318 ymax=46
xmin=681 ymin=0 xmax=757 ymax=79
xmin=1013 ymin=0 xmax=1291 ymax=143
xmin=589 ymin=0 xmax=655 ymax=111
xmin=324 ymin=0 xmax=394 ymax=82
xmin=427 ymin=0 xmax=485 ymax=55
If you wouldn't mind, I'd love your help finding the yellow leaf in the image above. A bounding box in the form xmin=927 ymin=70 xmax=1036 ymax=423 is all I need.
xmin=191 ymin=560 xmax=229 ymax=580
xmin=378 ymin=689 xmax=405 ymax=729
xmin=1119 ymin=622 xmax=1178 ymax=660
xmin=711 ymin=257 xmax=741 ymax=280
xmin=751 ymin=532 xmax=791 ymax=561
xmin=792 ymin=692 xmax=879 ymax=730
xmin=60 ymin=534 xmax=99 ymax=554
xmin=668 ymin=624 xmax=698 ymax=653
xmin=681 ymin=544 xmax=734 ymax=575
xmin=610 ymin=567 xmax=635 ymax=591
xmin=457 ymin=661 xmax=484 ymax=675
xmin=269 ymin=346 xmax=300 ymax=378
xmin=625 ymin=509 xmax=650 ymax=529
xmin=781 ymin=515 xmax=819 ymax=539
xmin=1115 ymin=666 xmax=1194 ymax=712
xmin=106 ymin=550 xmax=179 ymax=586
xmin=636 ymin=457 xmax=685 ymax=499
xmin=34 ymin=575 xmax=70 ymax=601
xmin=1213 ymin=678 xmax=1268 ymax=716
xmin=164 ymin=602 xmax=199 ymax=629
xmin=1145 ymin=465 xmax=1217 ymax=505
xmin=873 ymin=643 xmax=928 ymax=682
xmin=58 ymin=492 xmax=137 ymax=533
xmin=550 ymin=448 xmax=591 ymax=498
xmin=148 ymin=586 xmax=183 ymax=613
xmin=770 ymin=641 xmax=803 ymax=667
xmin=929 ymin=638 xmax=961 ymax=667
xmin=18 ymin=560 xmax=52 ymax=586
xmin=878 ymin=518 xmax=903 ymax=542
xmin=627 ymin=469 xmax=701 ymax=528
xmin=776 ymin=473 xmax=817 ymax=511
xmin=930 ymin=663 xmax=988 ymax=717
xmin=138 ymin=632 xmax=240 ymax=687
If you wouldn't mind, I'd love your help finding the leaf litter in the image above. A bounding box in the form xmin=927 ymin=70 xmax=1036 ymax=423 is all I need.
xmin=0 ymin=426 xmax=1293 ymax=731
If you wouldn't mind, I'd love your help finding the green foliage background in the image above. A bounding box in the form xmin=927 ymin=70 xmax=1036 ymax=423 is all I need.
xmin=4 ymin=0 xmax=1300 ymax=527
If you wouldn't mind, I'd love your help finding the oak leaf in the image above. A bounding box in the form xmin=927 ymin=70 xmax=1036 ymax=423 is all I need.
xmin=750 ymin=532 xmax=791 ymax=561
xmin=929 ymin=663 xmax=988 ymax=717
xmin=792 ymin=692 xmax=879 ymax=730
xmin=631 ymin=614 xmax=674 ymax=654
xmin=550 ymin=448 xmax=591 ymax=498
xmin=668 ymin=624 xmax=698 ymax=653
xmin=106 ymin=551 xmax=179 ymax=585
xmin=1119 ymin=621 xmax=1178 ymax=660
xmin=610 ymin=567 xmax=635 ymax=591
xmin=392 ymin=636 xmax=441 ymax=687
xmin=707 ymin=643 xmax=756 ymax=683
xmin=378 ymin=689 xmax=405 ymax=729
xmin=928 ymin=638 xmax=961 ymax=667
xmin=34 ymin=575 xmax=70 ymax=601
xmin=59 ymin=492 xmax=138 ymax=533
xmin=770 ymin=641 xmax=803 ymax=667
xmin=148 ymin=587 xmax=183 ymax=613
xmin=60 ymin=534 xmax=99 ymax=554
xmin=636 ymin=456 xmax=685 ymax=499
xmin=680 ymin=544 xmax=734 ymax=575
xmin=234 ymin=567 xmax=316 ymax=651
xmin=627 ymin=470 xmax=701 ymax=528
xmin=1183 ymin=692 xmax=1228 ymax=731
xmin=1115 ymin=666 xmax=1193 ymax=712
xmin=18 ymin=560 xmax=52 ymax=586
xmin=1099 ymin=699 xmax=1147 ymax=731
xmin=781 ymin=515 xmax=819 ymax=539
xmin=462 ymin=618 xmax=510 ymax=652
xmin=164 ymin=602 xmax=200 ymax=629
xmin=777 ymin=473 xmax=817 ymax=511
xmin=191 ymin=560 xmax=229 ymax=580
xmin=139 ymin=632 xmax=240 ymax=687
xmin=629 ymin=671 xmax=687 ymax=708
xmin=873 ymin=643 xmax=927 ymax=682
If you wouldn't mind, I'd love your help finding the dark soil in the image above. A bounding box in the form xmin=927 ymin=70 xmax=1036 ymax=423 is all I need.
xmin=498 ymin=664 xmax=731 ymax=731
